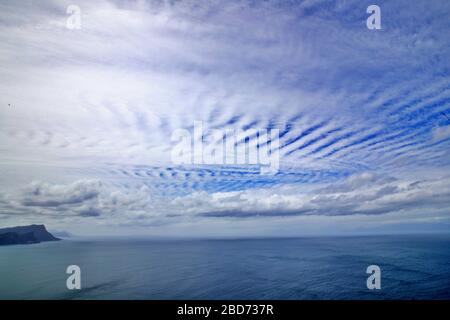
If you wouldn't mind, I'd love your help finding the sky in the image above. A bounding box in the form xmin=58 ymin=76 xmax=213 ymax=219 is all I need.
xmin=0 ymin=0 xmax=449 ymax=237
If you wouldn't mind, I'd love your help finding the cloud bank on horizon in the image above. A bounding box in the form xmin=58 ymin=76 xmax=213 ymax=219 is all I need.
xmin=0 ymin=0 xmax=449 ymax=236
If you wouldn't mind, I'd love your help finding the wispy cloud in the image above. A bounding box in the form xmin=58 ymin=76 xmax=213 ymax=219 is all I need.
xmin=0 ymin=0 xmax=449 ymax=235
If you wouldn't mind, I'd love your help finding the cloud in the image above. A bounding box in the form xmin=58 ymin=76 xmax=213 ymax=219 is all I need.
xmin=432 ymin=125 xmax=450 ymax=141
xmin=21 ymin=180 xmax=101 ymax=207
xmin=1 ymin=180 xmax=154 ymax=220
xmin=1 ymin=0 xmax=449 ymax=177
xmin=185 ymin=173 xmax=450 ymax=218
xmin=2 ymin=173 xmax=449 ymax=228
xmin=0 ymin=0 xmax=449 ymax=235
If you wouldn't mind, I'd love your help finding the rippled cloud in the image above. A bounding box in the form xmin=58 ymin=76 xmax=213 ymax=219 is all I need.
xmin=0 ymin=0 xmax=449 ymax=235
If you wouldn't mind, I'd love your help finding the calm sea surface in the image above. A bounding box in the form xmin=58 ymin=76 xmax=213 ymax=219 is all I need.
xmin=0 ymin=234 xmax=449 ymax=299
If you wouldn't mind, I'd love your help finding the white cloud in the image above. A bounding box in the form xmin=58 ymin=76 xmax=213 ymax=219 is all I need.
xmin=433 ymin=125 xmax=450 ymax=142
xmin=2 ymin=173 xmax=449 ymax=226
xmin=0 ymin=0 xmax=449 ymax=235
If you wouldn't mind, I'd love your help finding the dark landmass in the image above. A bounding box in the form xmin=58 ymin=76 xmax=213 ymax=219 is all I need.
xmin=0 ymin=224 xmax=60 ymax=246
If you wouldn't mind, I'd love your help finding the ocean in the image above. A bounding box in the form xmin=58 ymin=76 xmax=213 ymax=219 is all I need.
xmin=0 ymin=234 xmax=449 ymax=300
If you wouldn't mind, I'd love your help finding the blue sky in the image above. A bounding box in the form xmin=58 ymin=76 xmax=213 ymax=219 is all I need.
xmin=0 ymin=0 xmax=449 ymax=237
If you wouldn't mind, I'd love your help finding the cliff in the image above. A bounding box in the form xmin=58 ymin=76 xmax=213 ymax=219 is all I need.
xmin=0 ymin=224 xmax=60 ymax=246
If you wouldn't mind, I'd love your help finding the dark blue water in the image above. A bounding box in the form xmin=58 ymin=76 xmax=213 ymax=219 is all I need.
xmin=0 ymin=234 xmax=449 ymax=299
